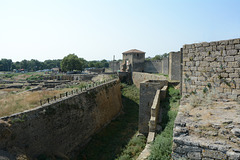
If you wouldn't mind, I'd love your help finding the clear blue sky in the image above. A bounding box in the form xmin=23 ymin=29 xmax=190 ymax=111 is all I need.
xmin=0 ymin=0 xmax=240 ymax=62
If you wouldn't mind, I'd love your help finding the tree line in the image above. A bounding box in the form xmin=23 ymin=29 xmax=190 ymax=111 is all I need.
xmin=0 ymin=54 xmax=109 ymax=72
xmin=145 ymin=53 xmax=169 ymax=61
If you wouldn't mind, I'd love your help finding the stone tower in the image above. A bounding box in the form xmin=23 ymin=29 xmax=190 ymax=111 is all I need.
xmin=121 ymin=49 xmax=145 ymax=72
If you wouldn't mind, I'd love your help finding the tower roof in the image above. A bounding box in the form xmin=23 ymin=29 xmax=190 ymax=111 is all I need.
xmin=122 ymin=49 xmax=145 ymax=54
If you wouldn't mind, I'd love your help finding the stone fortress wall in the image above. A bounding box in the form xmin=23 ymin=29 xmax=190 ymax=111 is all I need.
xmin=172 ymin=38 xmax=240 ymax=160
xmin=132 ymin=72 xmax=167 ymax=88
xmin=110 ymin=50 xmax=182 ymax=81
xmin=144 ymin=61 xmax=162 ymax=73
xmin=169 ymin=51 xmax=182 ymax=81
xmin=182 ymin=38 xmax=240 ymax=100
xmin=0 ymin=79 xmax=122 ymax=158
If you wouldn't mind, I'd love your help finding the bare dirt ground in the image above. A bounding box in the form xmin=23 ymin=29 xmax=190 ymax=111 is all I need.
xmin=179 ymin=101 xmax=240 ymax=149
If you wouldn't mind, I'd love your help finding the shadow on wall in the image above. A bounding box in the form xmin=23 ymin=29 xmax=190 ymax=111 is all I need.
xmin=76 ymin=89 xmax=140 ymax=159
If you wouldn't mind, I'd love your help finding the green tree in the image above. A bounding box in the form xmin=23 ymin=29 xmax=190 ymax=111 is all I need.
xmin=152 ymin=53 xmax=169 ymax=61
xmin=61 ymin=54 xmax=83 ymax=72
xmin=0 ymin=59 xmax=12 ymax=71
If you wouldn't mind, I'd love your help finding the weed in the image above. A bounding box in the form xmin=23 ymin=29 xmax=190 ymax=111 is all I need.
xmin=203 ymin=87 xmax=208 ymax=93
xmin=189 ymin=87 xmax=219 ymax=108
xmin=148 ymin=85 xmax=180 ymax=160
xmin=154 ymin=73 xmax=169 ymax=78
xmin=25 ymin=86 xmax=31 ymax=90
xmin=207 ymin=83 xmax=212 ymax=89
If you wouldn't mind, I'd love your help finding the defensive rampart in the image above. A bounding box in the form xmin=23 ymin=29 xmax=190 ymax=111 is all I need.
xmin=0 ymin=79 xmax=122 ymax=158
xmin=173 ymin=38 xmax=240 ymax=159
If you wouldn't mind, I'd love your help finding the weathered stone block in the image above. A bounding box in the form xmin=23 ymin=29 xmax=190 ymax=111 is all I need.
xmin=235 ymin=55 xmax=240 ymax=61
xmin=186 ymin=62 xmax=194 ymax=66
xmin=183 ymin=57 xmax=190 ymax=62
xmin=227 ymin=151 xmax=240 ymax=160
xmin=221 ymin=73 xmax=229 ymax=78
xmin=232 ymin=90 xmax=240 ymax=95
xmin=224 ymin=88 xmax=232 ymax=94
xmin=194 ymin=56 xmax=203 ymax=61
xmin=225 ymin=56 xmax=234 ymax=62
xmin=196 ymin=61 xmax=200 ymax=67
xmin=216 ymin=57 xmax=223 ymax=61
xmin=229 ymin=73 xmax=239 ymax=78
xmin=233 ymin=39 xmax=240 ymax=44
xmin=219 ymin=40 xmax=229 ymax=45
xmin=214 ymin=51 xmax=222 ymax=56
xmin=210 ymin=62 xmax=220 ymax=68
xmin=210 ymin=42 xmax=217 ymax=46
xmin=185 ymin=44 xmax=192 ymax=49
xmin=200 ymin=61 xmax=209 ymax=67
xmin=225 ymin=68 xmax=234 ymax=72
xmin=228 ymin=62 xmax=239 ymax=68
xmin=198 ymin=77 xmax=206 ymax=81
xmin=183 ymin=145 xmax=202 ymax=152
xmin=202 ymin=42 xmax=210 ymax=47
xmin=202 ymin=149 xmax=227 ymax=159
xmin=195 ymin=43 xmax=202 ymax=47
xmin=189 ymin=48 xmax=196 ymax=53
xmin=196 ymin=47 xmax=205 ymax=52
xmin=190 ymin=67 xmax=197 ymax=71
xmin=226 ymin=45 xmax=234 ymax=50
xmin=187 ymin=152 xmax=202 ymax=159
xmin=227 ymin=49 xmax=238 ymax=56
xmin=228 ymin=94 xmax=237 ymax=100
xmin=217 ymin=45 xmax=226 ymax=51
xmin=212 ymin=45 xmax=217 ymax=51
xmin=206 ymin=46 xmax=213 ymax=51
xmin=235 ymin=44 xmax=240 ymax=49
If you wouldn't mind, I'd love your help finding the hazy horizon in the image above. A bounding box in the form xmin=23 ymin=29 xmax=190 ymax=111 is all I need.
xmin=1 ymin=0 xmax=240 ymax=62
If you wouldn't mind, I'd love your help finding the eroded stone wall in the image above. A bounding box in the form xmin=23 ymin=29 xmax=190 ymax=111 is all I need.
xmin=0 ymin=80 xmax=122 ymax=158
xmin=109 ymin=61 xmax=121 ymax=72
xmin=182 ymin=38 xmax=240 ymax=100
xmin=139 ymin=80 xmax=168 ymax=135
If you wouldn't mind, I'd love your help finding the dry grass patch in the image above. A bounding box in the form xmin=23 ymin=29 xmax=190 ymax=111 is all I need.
xmin=0 ymin=88 xmax=73 ymax=117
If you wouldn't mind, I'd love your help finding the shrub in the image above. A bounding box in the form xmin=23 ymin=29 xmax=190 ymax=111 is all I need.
xmin=25 ymin=86 xmax=31 ymax=90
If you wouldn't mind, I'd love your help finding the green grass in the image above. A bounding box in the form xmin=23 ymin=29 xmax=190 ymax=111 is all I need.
xmin=26 ymin=74 xmax=44 ymax=81
xmin=0 ymin=73 xmax=17 ymax=79
xmin=76 ymin=83 xmax=146 ymax=160
xmin=154 ymin=73 xmax=169 ymax=78
xmin=148 ymin=84 xmax=180 ymax=160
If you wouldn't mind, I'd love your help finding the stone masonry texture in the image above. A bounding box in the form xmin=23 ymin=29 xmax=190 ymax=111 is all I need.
xmin=162 ymin=57 xmax=169 ymax=75
xmin=182 ymin=38 xmax=240 ymax=100
xmin=139 ymin=80 xmax=168 ymax=135
xmin=0 ymin=80 xmax=122 ymax=158
xmin=169 ymin=51 xmax=182 ymax=81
